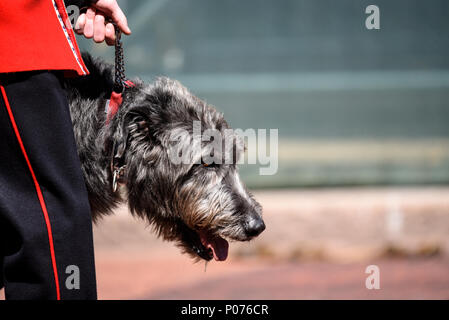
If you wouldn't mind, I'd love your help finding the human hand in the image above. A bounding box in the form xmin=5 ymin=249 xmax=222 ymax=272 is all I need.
xmin=74 ymin=0 xmax=131 ymax=46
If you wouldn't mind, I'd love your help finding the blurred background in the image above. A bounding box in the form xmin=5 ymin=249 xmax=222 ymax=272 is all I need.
xmin=79 ymin=0 xmax=449 ymax=188
xmin=4 ymin=0 xmax=448 ymax=300
xmin=82 ymin=0 xmax=449 ymax=300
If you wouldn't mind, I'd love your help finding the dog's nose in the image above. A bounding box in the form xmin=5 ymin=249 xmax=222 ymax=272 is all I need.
xmin=245 ymin=217 xmax=266 ymax=237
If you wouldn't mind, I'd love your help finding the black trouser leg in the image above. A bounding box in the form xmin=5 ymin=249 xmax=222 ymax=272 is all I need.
xmin=0 ymin=71 xmax=97 ymax=300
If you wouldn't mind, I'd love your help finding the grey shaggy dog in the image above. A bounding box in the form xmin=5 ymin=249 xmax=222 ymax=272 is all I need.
xmin=64 ymin=53 xmax=265 ymax=262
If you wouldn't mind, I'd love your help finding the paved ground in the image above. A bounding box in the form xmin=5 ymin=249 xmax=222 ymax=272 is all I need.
xmin=141 ymin=258 xmax=449 ymax=300
xmin=2 ymin=256 xmax=447 ymax=299
xmin=93 ymin=187 xmax=449 ymax=299
xmin=1 ymin=187 xmax=449 ymax=300
xmin=92 ymin=250 xmax=449 ymax=300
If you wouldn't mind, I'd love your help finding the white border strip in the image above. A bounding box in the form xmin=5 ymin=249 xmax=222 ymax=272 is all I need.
xmin=52 ymin=0 xmax=87 ymax=75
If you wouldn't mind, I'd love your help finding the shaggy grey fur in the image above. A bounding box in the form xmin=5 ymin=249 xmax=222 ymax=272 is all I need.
xmin=64 ymin=53 xmax=265 ymax=261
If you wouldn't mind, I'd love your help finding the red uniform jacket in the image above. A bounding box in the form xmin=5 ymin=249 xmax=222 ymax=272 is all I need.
xmin=0 ymin=0 xmax=89 ymax=76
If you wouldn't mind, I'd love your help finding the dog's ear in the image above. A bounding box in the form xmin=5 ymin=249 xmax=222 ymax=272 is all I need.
xmin=125 ymin=111 xmax=151 ymax=143
xmin=109 ymin=110 xmax=151 ymax=161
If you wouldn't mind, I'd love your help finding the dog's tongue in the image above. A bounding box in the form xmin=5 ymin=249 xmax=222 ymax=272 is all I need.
xmin=199 ymin=232 xmax=229 ymax=261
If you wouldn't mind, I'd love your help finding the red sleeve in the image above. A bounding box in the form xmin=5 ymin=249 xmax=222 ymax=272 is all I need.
xmin=0 ymin=0 xmax=89 ymax=76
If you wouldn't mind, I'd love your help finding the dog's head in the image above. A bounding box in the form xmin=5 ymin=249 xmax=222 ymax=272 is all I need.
xmin=113 ymin=77 xmax=265 ymax=261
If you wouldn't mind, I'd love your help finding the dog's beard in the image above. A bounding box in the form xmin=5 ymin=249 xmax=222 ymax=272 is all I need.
xmin=168 ymin=176 xmax=260 ymax=262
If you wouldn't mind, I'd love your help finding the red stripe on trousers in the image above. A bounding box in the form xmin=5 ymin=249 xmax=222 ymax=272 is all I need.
xmin=0 ymin=85 xmax=61 ymax=300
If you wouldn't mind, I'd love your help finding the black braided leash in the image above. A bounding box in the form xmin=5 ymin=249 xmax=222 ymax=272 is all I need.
xmin=113 ymin=24 xmax=126 ymax=93
xmin=110 ymin=23 xmax=132 ymax=192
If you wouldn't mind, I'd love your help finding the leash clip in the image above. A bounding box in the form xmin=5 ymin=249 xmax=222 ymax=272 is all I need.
xmin=112 ymin=165 xmax=126 ymax=193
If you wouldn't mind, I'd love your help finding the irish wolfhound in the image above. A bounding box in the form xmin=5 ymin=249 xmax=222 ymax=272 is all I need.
xmin=64 ymin=53 xmax=265 ymax=262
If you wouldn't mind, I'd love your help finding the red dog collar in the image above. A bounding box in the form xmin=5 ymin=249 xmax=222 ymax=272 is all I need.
xmin=105 ymin=80 xmax=135 ymax=124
